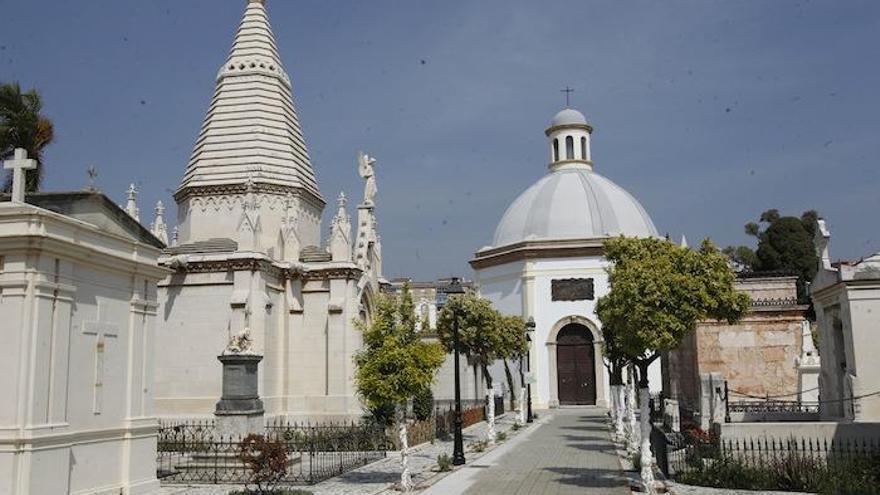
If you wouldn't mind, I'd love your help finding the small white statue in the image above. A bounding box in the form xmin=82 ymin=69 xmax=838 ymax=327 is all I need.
xmin=358 ymin=151 xmax=377 ymax=207
xmin=224 ymin=327 xmax=253 ymax=355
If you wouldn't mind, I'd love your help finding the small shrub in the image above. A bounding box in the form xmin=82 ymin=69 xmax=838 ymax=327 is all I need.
xmin=470 ymin=440 xmax=488 ymax=453
xmin=238 ymin=434 xmax=289 ymax=494
xmin=511 ymin=423 xmax=522 ymax=431
xmin=496 ymin=432 xmax=508 ymax=442
xmin=436 ymin=453 xmax=453 ymax=472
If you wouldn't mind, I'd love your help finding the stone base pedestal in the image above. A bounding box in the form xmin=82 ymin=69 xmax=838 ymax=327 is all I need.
xmin=215 ymin=353 xmax=264 ymax=439
xmin=216 ymin=412 xmax=265 ymax=439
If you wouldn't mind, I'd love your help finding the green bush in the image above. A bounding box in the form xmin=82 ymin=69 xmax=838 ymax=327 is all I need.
xmin=436 ymin=452 xmax=453 ymax=472
xmin=413 ymin=388 xmax=434 ymax=421
xmin=470 ymin=440 xmax=488 ymax=453
xmin=676 ymin=450 xmax=880 ymax=495
xmin=511 ymin=423 xmax=522 ymax=431
xmin=496 ymin=432 xmax=507 ymax=442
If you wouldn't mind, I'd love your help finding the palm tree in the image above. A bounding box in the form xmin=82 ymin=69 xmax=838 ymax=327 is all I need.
xmin=1 ymin=82 xmax=54 ymax=192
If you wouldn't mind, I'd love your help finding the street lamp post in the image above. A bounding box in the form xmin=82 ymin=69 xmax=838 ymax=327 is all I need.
xmin=525 ymin=317 xmax=535 ymax=423
xmin=445 ymin=277 xmax=466 ymax=466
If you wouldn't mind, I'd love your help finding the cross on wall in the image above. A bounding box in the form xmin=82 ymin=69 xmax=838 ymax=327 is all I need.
xmin=82 ymin=302 xmax=119 ymax=414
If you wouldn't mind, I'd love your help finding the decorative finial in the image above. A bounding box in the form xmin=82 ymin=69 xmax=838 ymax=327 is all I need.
xmin=86 ymin=166 xmax=99 ymax=192
xmin=337 ymin=191 xmax=347 ymax=208
xmin=124 ymin=183 xmax=140 ymax=221
xmin=561 ymin=86 xmax=574 ymax=108
xmin=3 ymin=148 xmax=37 ymax=203
xmin=172 ymin=226 xmax=179 ymax=247
xmin=151 ymin=201 xmax=169 ymax=245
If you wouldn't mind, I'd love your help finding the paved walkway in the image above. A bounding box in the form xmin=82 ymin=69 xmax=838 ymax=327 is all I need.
xmin=423 ymin=408 xmax=630 ymax=495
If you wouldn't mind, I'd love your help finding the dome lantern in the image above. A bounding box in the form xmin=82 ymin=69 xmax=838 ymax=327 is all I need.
xmin=545 ymin=108 xmax=594 ymax=170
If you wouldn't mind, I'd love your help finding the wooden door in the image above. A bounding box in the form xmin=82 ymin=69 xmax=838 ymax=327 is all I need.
xmin=556 ymin=324 xmax=596 ymax=405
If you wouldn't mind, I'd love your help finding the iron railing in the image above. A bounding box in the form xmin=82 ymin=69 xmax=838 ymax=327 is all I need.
xmin=157 ymin=420 xmax=387 ymax=485
xmin=665 ymin=431 xmax=880 ymax=490
xmin=728 ymin=400 xmax=820 ymax=415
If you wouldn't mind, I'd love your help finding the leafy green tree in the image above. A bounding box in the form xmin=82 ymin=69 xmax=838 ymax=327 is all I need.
xmin=725 ymin=209 xmax=820 ymax=301
xmin=354 ymin=284 xmax=445 ymax=490
xmin=436 ymin=292 xmax=502 ymax=388
xmin=494 ymin=314 xmax=528 ymax=411
xmin=597 ymin=236 xmax=749 ymax=493
xmin=1 ymin=82 xmax=54 ymax=192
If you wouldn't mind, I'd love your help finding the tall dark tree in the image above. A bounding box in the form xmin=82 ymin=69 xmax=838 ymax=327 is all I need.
xmin=1 ymin=82 xmax=55 ymax=192
xmin=724 ymin=209 xmax=820 ymax=301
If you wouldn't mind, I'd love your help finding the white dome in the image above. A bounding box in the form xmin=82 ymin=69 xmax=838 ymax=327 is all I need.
xmin=492 ymin=166 xmax=658 ymax=247
xmin=551 ymin=108 xmax=587 ymax=127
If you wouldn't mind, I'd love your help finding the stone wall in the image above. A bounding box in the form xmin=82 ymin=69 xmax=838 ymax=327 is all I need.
xmin=664 ymin=276 xmax=809 ymax=411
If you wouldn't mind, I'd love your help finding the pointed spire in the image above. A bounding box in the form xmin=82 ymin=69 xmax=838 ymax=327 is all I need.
xmin=176 ymin=0 xmax=322 ymax=206
xmin=151 ymin=201 xmax=169 ymax=245
xmin=125 ymin=183 xmax=140 ymax=222
xmin=329 ymin=191 xmax=352 ymax=262
xmin=680 ymin=235 xmax=689 ymax=249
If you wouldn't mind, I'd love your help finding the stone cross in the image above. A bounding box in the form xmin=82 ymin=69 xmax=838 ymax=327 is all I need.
xmin=82 ymin=303 xmax=119 ymax=414
xmin=561 ymin=86 xmax=575 ymax=107
xmin=3 ymin=148 xmax=37 ymax=203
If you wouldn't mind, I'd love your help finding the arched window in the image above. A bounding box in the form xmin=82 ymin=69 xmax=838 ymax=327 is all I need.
xmin=565 ymin=136 xmax=574 ymax=160
xmin=580 ymin=137 xmax=587 ymax=160
xmin=553 ymin=138 xmax=559 ymax=162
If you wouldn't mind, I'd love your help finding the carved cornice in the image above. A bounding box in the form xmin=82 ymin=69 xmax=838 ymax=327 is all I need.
xmin=175 ymin=183 xmax=325 ymax=211
xmin=301 ymin=266 xmax=362 ymax=281
xmin=471 ymin=238 xmax=605 ymax=270
xmin=161 ymin=255 xmax=362 ymax=283
xmin=163 ymin=257 xmax=285 ymax=280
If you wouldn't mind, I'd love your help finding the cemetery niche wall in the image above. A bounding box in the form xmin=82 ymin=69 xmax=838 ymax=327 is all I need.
xmin=0 ymin=186 xmax=167 ymax=495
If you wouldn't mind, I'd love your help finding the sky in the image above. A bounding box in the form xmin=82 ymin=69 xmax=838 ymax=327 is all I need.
xmin=2 ymin=0 xmax=879 ymax=280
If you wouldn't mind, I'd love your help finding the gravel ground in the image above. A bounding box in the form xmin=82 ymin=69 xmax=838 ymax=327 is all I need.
xmin=158 ymin=412 xmax=532 ymax=495
xmin=669 ymin=483 xmax=814 ymax=495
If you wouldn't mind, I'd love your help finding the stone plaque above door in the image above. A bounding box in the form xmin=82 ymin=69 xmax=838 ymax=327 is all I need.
xmin=551 ymin=278 xmax=594 ymax=301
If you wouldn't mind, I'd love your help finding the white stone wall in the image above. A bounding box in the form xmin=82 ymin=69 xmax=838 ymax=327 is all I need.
xmin=475 ymin=254 xmax=662 ymax=411
xmin=177 ymin=192 xmax=323 ymax=254
xmin=156 ymin=262 xmax=369 ymax=421
xmin=0 ymin=204 xmax=164 ymax=495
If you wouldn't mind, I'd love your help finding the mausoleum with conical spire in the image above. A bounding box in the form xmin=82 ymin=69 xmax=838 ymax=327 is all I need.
xmin=154 ymin=0 xmax=386 ymax=420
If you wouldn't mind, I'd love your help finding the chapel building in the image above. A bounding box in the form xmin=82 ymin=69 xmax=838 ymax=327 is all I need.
xmin=471 ymin=108 xmax=661 ymax=409
xmin=153 ymin=0 xmax=384 ymax=421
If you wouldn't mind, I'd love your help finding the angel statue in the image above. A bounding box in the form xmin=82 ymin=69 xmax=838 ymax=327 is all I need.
xmin=224 ymin=327 xmax=254 ymax=355
xmin=358 ymin=151 xmax=377 ymax=207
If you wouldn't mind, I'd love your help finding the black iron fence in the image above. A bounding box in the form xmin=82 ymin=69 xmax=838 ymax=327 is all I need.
xmin=157 ymin=420 xmax=387 ymax=485
xmin=662 ymin=430 xmax=880 ymax=493
xmin=728 ymin=400 xmax=820 ymax=415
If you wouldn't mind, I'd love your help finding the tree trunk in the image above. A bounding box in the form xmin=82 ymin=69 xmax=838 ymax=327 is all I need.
xmin=486 ymin=388 xmax=496 ymax=443
xmin=481 ymin=363 xmax=493 ymax=390
xmin=638 ymin=386 xmax=655 ymax=494
xmin=503 ymin=359 xmax=516 ymax=411
xmin=637 ymin=360 xmax=656 ymax=494
xmin=626 ymin=366 xmax=638 ymax=455
xmin=609 ymin=363 xmax=625 ymax=439
xmin=397 ymin=408 xmax=411 ymax=491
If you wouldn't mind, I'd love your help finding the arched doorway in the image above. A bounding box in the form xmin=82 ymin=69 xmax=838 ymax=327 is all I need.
xmin=556 ymin=323 xmax=596 ymax=405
